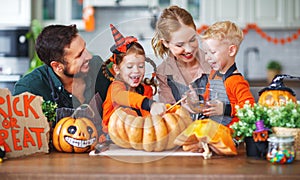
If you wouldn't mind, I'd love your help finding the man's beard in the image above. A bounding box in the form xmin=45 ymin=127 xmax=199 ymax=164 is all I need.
xmin=63 ymin=68 xmax=86 ymax=78
xmin=63 ymin=68 xmax=74 ymax=78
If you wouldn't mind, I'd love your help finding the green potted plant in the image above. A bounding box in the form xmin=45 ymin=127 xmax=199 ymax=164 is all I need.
xmin=268 ymin=100 xmax=300 ymax=128
xmin=268 ymin=100 xmax=300 ymax=159
xmin=231 ymin=101 xmax=271 ymax=158
xmin=231 ymin=100 xmax=300 ymax=140
xmin=266 ymin=60 xmax=282 ymax=83
xmin=231 ymin=100 xmax=300 ymax=158
xmin=25 ymin=19 xmax=44 ymax=74
xmin=231 ymin=101 xmax=271 ymax=142
xmin=42 ymin=100 xmax=58 ymax=124
xmin=42 ymin=100 xmax=58 ymax=150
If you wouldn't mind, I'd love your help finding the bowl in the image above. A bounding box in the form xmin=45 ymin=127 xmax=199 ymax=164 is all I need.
xmin=185 ymin=88 xmax=218 ymax=113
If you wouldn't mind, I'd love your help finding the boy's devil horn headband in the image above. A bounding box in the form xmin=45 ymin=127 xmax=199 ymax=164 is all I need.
xmin=110 ymin=24 xmax=137 ymax=54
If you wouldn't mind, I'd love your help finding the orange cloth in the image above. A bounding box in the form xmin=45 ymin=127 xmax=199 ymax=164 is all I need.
xmin=174 ymin=119 xmax=237 ymax=156
xmin=102 ymin=80 xmax=153 ymax=133
xmin=208 ymin=70 xmax=255 ymax=127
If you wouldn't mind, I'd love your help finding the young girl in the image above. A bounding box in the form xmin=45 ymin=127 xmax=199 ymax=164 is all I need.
xmin=101 ymin=24 xmax=166 ymax=133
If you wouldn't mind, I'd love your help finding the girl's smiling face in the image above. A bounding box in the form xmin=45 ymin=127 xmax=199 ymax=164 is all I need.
xmin=163 ymin=25 xmax=199 ymax=63
xmin=114 ymin=53 xmax=146 ymax=88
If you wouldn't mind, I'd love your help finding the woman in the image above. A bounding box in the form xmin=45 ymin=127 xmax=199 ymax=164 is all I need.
xmin=151 ymin=5 xmax=210 ymax=105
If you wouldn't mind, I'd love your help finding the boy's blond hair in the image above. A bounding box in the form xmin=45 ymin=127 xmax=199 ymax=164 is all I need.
xmin=201 ymin=21 xmax=243 ymax=47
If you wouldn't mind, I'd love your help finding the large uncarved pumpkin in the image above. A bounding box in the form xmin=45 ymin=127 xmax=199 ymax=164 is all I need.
xmin=108 ymin=105 xmax=192 ymax=152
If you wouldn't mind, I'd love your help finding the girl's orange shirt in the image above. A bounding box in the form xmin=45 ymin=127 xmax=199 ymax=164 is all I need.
xmin=102 ymin=80 xmax=153 ymax=132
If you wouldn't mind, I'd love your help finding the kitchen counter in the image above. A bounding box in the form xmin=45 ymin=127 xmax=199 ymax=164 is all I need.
xmin=248 ymin=79 xmax=300 ymax=101
xmin=1 ymin=145 xmax=299 ymax=180
xmin=248 ymin=79 xmax=300 ymax=87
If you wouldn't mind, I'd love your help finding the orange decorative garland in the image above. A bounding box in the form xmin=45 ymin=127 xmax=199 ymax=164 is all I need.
xmin=197 ymin=23 xmax=300 ymax=45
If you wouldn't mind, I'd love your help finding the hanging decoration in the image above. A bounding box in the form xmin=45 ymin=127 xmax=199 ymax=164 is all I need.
xmin=197 ymin=24 xmax=209 ymax=34
xmin=83 ymin=6 xmax=95 ymax=32
xmin=197 ymin=23 xmax=300 ymax=45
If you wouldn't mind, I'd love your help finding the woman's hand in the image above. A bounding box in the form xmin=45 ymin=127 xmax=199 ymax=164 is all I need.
xmin=150 ymin=102 xmax=166 ymax=116
xmin=181 ymin=85 xmax=198 ymax=113
xmin=202 ymin=99 xmax=224 ymax=116
xmin=180 ymin=96 xmax=197 ymax=114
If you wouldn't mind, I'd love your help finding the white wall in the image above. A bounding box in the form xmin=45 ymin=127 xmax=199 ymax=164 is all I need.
xmin=237 ymin=30 xmax=300 ymax=80
xmin=80 ymin=7 xmax=300 ymax=80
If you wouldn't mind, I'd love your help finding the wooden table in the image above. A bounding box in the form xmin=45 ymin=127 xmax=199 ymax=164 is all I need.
xmin=1 ymin=145 xmax=299 ymax=180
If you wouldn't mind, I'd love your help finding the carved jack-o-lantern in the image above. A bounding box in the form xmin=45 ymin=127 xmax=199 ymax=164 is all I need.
xmin=52 ymin=117 xmax=98 ymax=153
xmin=258 ymin=90 xmax=296 ymax=106
xmin=258 ymin=74 xmax=297 ymax=107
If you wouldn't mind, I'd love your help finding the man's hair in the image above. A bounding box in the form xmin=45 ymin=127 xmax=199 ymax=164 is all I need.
xmin=35 ymin=24 xmax=78 ymax=66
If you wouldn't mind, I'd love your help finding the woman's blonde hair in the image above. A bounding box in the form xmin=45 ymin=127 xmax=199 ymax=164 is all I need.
xmin=151 ymin=5 xmax=196 ymax=59
xmin=201 ymin=21 xmax=244 ymax=46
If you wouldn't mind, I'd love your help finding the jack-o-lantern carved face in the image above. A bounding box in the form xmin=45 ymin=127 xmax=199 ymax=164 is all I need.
xmin=258 ymin=74 xmax=298 ymax=107
xmin=253 ymin=130 xmax=269 ymax=142
xmin=258 ymin=90 xmax=296 ymax=107
xmin=52 ymin=117 xmax=98 ymax=153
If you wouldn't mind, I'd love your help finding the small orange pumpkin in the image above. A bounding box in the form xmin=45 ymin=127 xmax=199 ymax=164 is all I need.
xmin=108 ymin=104 xmax=192 ymax=152
xmin=52 ymin=116 xmax=98 ymax=153
xmin=258 ymin=74 xmax=297 ymax=106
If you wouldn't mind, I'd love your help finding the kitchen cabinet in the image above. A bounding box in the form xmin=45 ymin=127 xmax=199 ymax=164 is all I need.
xmin=0 ymin=0 xmax=31 ymax=27
xmin=250 ymin=0 xmax=285 ymax=28
xmin=254 ymin=0 xmax=300 ymax=28
xmin=200 ymin=0 xmax=247 ymax=27
xmin=83 ymin=0 xmax=149 ymax=7
xmin=150 ymin=0 xmax=201 ymax=26
xmin=200 ymin=0 xmax=300 ymax=28
xmin=287 ymin=0 xmax=300 ymax=27
xmin=33 ymin=0 xmax=84 ymax=30
xmin=83 ymin=0 xmax=200 ymax=26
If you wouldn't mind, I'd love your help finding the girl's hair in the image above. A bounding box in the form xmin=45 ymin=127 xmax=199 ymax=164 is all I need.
xmin=151 ymin=5 xmax=196 ymax=59
xmin=101 ymin=42 xmax=158 ymax=94
xmin=201 ymin=21 xmax=244 ymax=46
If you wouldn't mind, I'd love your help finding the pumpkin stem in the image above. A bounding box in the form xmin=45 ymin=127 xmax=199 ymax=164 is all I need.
xmin=72 ymin=104 xmax=95 ymax=119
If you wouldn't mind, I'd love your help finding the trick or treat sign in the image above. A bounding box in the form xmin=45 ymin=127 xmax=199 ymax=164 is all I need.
xmin=0 ymin=88 xmax=49 ymax=158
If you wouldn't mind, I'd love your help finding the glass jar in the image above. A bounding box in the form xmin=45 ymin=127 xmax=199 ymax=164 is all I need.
xmin=267 ymin=135 xmax=296 ymax=164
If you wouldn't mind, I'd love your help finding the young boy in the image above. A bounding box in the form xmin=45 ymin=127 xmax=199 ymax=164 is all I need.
xmin=201 ymin=21 xmax=255 ymax=127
